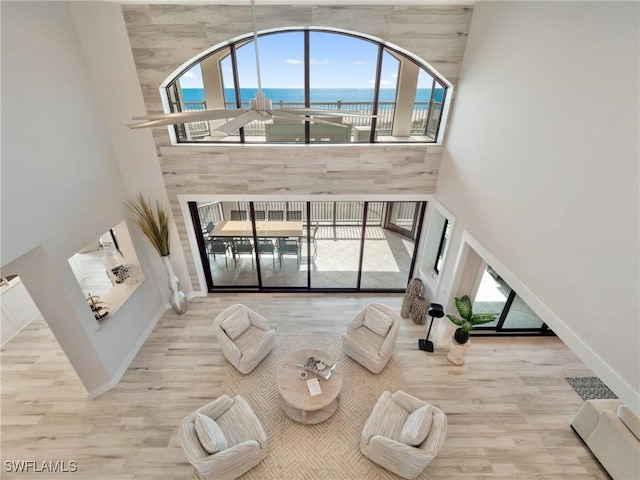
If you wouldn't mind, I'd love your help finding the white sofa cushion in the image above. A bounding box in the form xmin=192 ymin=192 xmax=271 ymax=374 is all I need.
xmin=618 ymin=405 xmax=640 ymax=439
xmin=194 ymin=413 xmax=229 ymax=454
xmin=221 ymin=307 xmax=251 ymax=340
xmin=363 ymin=307 xmax=393 ymax=337
xmin=399 ymin=405 xmax=433 ymax=446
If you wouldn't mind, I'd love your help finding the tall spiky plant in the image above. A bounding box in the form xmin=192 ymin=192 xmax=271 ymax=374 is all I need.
xmin=126 ymin=194 xmax=170 ymax=257
xmin=446 ymin=295 xmax=498 ymax=343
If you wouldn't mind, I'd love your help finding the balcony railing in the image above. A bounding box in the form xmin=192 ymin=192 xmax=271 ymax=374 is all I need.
xmin=181 ymin=100 xmax=442 ymax=141
xmin=197 ymin=201 xmax=420 ymax=228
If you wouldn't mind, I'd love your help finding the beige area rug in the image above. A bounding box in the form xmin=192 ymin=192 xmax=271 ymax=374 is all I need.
xmin=220 ymin=335 xmax=406 ymax=480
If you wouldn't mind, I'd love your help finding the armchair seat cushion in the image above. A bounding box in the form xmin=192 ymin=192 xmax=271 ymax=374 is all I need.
xmin=234 ymin=325 xmax=273 ymax=359
xmin=344 ymin=325 xmax=384 ymax=359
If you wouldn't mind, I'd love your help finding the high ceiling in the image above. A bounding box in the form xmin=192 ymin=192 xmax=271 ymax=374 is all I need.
xmin=115 ymin=0 xmax=478 ymax=5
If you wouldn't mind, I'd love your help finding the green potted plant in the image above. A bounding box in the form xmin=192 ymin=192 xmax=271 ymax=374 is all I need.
xmin=446 ymin=295 xmax=497 ymax=344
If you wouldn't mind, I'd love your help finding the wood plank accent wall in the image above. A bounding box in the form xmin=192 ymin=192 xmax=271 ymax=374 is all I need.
xmin=122 ymin=4 xmax=472 ymax=289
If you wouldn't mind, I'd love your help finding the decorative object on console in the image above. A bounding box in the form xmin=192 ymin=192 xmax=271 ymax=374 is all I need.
xmin=401 ymin=278 xmax=424 ymax=318
xmin=87 ymin=294 xmax=109 ymax=320
xmin=445 ymin=295 xmax=497 ymax=365
xmin=102 ymin=242 xmax=126 ymax=285
xmin=126 ymin=193 xmax=187 ymax=315
xmin=418 ymin=302 xmax=444 ymax=353
xmin=410 ymin=295 xmax=428 ymax=325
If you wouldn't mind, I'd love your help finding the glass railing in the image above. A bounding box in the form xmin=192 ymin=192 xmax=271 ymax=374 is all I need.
xmin=177 ymin=100 xmax=440 ymax=141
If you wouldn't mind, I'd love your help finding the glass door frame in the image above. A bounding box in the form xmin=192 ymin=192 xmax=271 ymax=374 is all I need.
xmin=383 ymin=201 xmax=421 ymax=238
xmin=190 ymin=200 xmax=426 ymax=293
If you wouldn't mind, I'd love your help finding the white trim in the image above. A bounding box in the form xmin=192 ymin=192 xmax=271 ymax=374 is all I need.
xmin=86 ymin=304 xmax=166 ymax=399
xmin=418 ymin=200 xmax=456 ymax=296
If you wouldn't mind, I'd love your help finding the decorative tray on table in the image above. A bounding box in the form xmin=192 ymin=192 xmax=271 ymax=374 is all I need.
xmin=297 ymin=356 xmax=337 ymax=380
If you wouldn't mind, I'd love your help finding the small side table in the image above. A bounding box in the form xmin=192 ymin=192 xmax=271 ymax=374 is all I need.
xmin=447 ymin=338 xmax=470 ymax=365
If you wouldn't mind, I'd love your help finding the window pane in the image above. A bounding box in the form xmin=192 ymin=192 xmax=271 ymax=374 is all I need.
xmin=501 ymin=294 xmax=545 ymax=329
xmin=309 ymin=32 xmax=378 ymax=144
xmin=427 ymin=82 xmax=446 ymax=140
xmin=309 ymin=202 xmax=361 ymax=288
xmin=373 ymin=50 xmax=399 ymax=140
xmin=256 ymin=201 xmax=307 ymax=288
xmin=174 ymin=63 xmax=210 ymax=140
xmin=472 ymin=267 xmax=508 ymax=328
xmin=248 ymin=32 xmax=305 ymax=143
xmin=361 ymin=202 xmax=416 ymax=289
xmin=202 ymin=201 xmax=258 ymax=287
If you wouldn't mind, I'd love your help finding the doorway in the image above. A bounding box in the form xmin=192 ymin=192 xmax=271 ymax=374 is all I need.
xmin=190 ymin=200 xmax=426 ymax=292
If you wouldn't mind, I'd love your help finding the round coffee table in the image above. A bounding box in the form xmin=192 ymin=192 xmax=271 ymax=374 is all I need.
xmin=277 ymin=348 xmax=343 ymax=425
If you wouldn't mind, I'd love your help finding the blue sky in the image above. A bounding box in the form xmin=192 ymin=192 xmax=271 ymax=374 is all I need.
xmin=179 ymin=32 xmax=436 ymax=90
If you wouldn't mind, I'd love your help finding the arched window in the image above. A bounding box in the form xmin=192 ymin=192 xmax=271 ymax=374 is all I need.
xmin=165 ymin=29 xmax=449 ymax=144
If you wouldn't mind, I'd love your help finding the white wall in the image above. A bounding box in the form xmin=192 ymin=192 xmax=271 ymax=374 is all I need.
xmin=68 ymin=1 xmax=193 ymax=298
xmin=0 ymin=1 xmax=166 ymax=396
xmin=437 ymin=1 xmax=639 ymax=410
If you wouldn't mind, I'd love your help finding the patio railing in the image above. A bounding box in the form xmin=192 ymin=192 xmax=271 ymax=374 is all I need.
xmin=197 ymin=201 xmax=421 ymax=228
xmin=182 ymin=99 xmax=441 ymax=140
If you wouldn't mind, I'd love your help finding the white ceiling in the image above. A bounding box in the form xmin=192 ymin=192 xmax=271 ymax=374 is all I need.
xmin=114 ymin=0 xmax=478 ymax=5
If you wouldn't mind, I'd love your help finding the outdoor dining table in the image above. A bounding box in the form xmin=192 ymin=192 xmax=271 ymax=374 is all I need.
xmin=210 ymin=220 xmax=304 ymax=238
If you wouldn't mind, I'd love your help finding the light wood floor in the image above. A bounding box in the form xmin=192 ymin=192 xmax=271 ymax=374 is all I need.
xmin=0 ymin=293 xmax=609 ymax=479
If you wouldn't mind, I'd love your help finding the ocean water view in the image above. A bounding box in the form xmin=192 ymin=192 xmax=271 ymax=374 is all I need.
xmin=181 ymin=88 xmax=444 ymax=105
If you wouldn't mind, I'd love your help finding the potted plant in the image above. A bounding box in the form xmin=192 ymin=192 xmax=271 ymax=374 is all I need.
xmin=446 ymin=295 xmax=497 ymax=344
xmin=127 ymin=194 xmax=187 ymax=314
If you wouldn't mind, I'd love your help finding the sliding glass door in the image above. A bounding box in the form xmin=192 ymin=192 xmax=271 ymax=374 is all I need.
xmin=190 ymin=200 xmax=426 ymax=292
xmin=360 ymin=202 xmax=423 ymax=289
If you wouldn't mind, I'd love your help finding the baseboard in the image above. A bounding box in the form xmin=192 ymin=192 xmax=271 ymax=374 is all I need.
xmin=87 ymin=304 xmax=167 ymax=399
xmin=188 ymin=290 xmax=207 ymax=298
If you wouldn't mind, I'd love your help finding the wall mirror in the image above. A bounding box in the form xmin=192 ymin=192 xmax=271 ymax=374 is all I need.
xmin=67 ymin=220 xmax=144 ymax=321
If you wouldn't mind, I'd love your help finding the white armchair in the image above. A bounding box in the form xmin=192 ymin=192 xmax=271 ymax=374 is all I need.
xmin=213 ymin=304 xmax=276 ymax=374
xmin=179 ymin=394 xmax=268 ymax=480
xmin=342 ymin=303 xmax=401 ymax=374
xmin=360 ymin=390 xmax=448 ymax=479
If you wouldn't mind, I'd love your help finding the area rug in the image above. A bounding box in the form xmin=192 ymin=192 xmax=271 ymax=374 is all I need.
xmin=565 ymin=376 xmax=618 ymax=401
xmin=220 ymin=335 xmax=406 ymax=480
